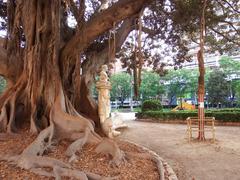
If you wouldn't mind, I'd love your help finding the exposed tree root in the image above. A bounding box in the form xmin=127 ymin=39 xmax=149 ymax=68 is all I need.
xmin=21 ymin=123 xmax=55 ymax=156
xmin=0 ymin=96 xmax=126 ymax=179
xmin=0 ymin=127 xmax=119 ymax=180
xmin=0 ymin=150 xmax=119 ymax=180
xmin=0 ymin=78 xmax=125 ymax=179
xmin=0 ymin=154 xmax=101 ymax=180
xmin=65 ymin=128 xmax=90 ymax=163
xmin=95 ymin=139 xmax=127 ymax=167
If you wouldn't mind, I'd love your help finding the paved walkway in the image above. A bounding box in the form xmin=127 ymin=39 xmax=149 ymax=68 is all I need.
xmin=119 ymin=119 xmax=240 ymax=180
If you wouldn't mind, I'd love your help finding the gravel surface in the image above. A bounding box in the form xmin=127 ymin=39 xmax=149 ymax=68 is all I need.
xmin=119 ymin=120 xmax=240 ymax=180
xmin=0 ymin=130 xmax=159 ymax=180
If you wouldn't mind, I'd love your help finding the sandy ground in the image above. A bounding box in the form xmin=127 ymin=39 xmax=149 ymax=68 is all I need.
xmin=119 ymin=119 xmax=240 ymax=180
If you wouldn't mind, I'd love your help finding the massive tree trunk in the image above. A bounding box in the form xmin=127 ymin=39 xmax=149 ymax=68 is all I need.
xmin=0 ymin=0 xmax=149 ymax=131
xmin=1 ymin=0 xmax=67 ymax=134
xmin=0 ymin=0 xmax=151 ymax=178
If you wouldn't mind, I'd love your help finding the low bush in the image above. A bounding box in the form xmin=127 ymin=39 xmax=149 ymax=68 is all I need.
xmin=136 ymin=110 xmax=240 ymax=122
xmin=206 ymin=108 xmax=240 ymax=113
xmin=213 ymin=112 xmax=240 ymax=122
xmin=141 ymin=100 xmax=162 ymax=112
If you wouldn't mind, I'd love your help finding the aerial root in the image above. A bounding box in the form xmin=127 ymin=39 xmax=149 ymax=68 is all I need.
xmin=7 ymin=93 xmax=17 ymax=133
xmin=0 ymin=106 xmax=7 ymax=132
xmin=0 ymin=94 xmax=17 ymax=133
xmin=0 ymin=78 xmax=27 ymax=133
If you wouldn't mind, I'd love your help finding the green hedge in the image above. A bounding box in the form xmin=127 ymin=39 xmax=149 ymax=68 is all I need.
xmin=206 ymin=108 xmax=240 ymax=113
xmin=136 ymin=111 xmax=240 ymax=122
xmin=141 ymin=100 xmax=162 ymax=112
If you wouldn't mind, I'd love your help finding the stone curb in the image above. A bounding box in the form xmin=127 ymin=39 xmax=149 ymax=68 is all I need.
xmin=123 ymin=140 xmax=178 ymax=180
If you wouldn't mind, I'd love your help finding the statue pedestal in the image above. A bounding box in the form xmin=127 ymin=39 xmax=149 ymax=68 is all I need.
xmin=96 ymin=82 xmax=111 ymax=124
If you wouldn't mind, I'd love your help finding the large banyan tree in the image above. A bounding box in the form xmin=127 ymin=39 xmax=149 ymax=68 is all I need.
xmin=0 ymin=0 xmax=239 ymax=178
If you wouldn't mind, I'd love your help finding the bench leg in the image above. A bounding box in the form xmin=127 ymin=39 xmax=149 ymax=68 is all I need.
xmin=212 ymin=128 xmax=215 ymax=143
xmin=190 ymin=128 xmax=192 ymax=139
xmin=186 ymin=128 xmax=191 ymax=142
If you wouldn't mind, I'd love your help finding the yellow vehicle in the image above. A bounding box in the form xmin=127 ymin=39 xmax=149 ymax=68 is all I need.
xmin=172 ymin=102 xmax=195 ymax=111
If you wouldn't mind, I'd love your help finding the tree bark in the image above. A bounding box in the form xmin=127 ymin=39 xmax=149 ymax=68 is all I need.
xmin=60 ymin=0 xmax=150 ymax=105
xmin=0 ymin=0 xmax=150 ymax=133
xmin=0 ymin=0 xmax=144 ymax=178
xmin=197 ymin=0 xmax=207 ymax=141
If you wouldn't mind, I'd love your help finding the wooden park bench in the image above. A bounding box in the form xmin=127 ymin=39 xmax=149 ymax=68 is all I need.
xmin=186 ymin=117 xmax=215 ymax=142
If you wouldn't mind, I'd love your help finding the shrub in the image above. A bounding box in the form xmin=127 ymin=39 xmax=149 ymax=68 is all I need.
xmin=136 ymin=110 xmax=240 ymax=122
xmin=141 ymin=100 xmax=162 ymax=112
xmin=213 ymin=112 xmax=240 ymax=122
xmin=206 ymin=108 xmax=240 ymax=113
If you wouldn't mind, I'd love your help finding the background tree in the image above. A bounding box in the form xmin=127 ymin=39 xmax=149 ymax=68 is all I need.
xmin=219 ymin=56 xmax=240 ymax=106
xmin=236 ymin=83 xmax=240 ymax=106
xmin=207 ymin=69 xmax=229 ymax=107
xmin=110 ymin=72 xmax=131 ymax=106
xmin=219 ymin=56 xmax=240 ymax=76
xmin=163 ymin=69 xmax=198 ymax=105
xmin=140 ymin=71 xmax=164 ymax=101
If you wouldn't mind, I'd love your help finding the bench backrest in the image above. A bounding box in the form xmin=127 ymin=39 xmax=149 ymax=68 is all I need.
xmin=187 ymin=117 xmax=215 ymax=126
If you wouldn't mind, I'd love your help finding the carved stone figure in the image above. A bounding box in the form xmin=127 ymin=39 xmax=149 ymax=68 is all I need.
xmin=96 ymin=65 xmax=111 ymax=123
xmin=96 ymin=65 xmax=120 ymax=138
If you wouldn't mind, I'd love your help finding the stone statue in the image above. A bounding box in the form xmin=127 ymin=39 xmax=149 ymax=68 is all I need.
xmin=96 ymin=65 xmax=121 ymax=138
xmin=96 ymin=65 xmax=111 ymax=123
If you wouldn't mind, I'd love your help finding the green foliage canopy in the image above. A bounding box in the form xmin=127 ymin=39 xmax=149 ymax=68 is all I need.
xmin=140 ymin=71 xmax=164 ymax=100
xmin=162 ymin=68 xmax=198 ymax=103
xmin=110 ymin=72 xmax=131 ymax=103
xmin=207 ymin=69 xmax=229 ymax=106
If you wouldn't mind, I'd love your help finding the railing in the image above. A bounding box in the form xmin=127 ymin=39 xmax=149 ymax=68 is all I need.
xmin=186 ymin=117 xmax=215 ymax=142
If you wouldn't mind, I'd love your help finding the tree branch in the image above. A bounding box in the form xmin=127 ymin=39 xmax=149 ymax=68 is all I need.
xmin=220 ymin=20 xmax=240 ymax=34
xmin=210 ymin=27 xmax=240 ymax=46
xmin=82 ymin=17 xmax=135 ymax=73
xmin=61 ymin=0 xmax=152 ymax=62
xmin=78 ymin=0 xmax=85 ymax=27
xmin=220 ymin=0 xmax=240 ymax=14
xmin=141 ymin=26 xmax=159 ymax=36
xmin=66 ymin=0 xmax=79 ymax=22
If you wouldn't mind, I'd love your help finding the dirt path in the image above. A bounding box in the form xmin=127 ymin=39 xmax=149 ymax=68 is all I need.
xmin=119 ymin=120 xmax=240 ymax=180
